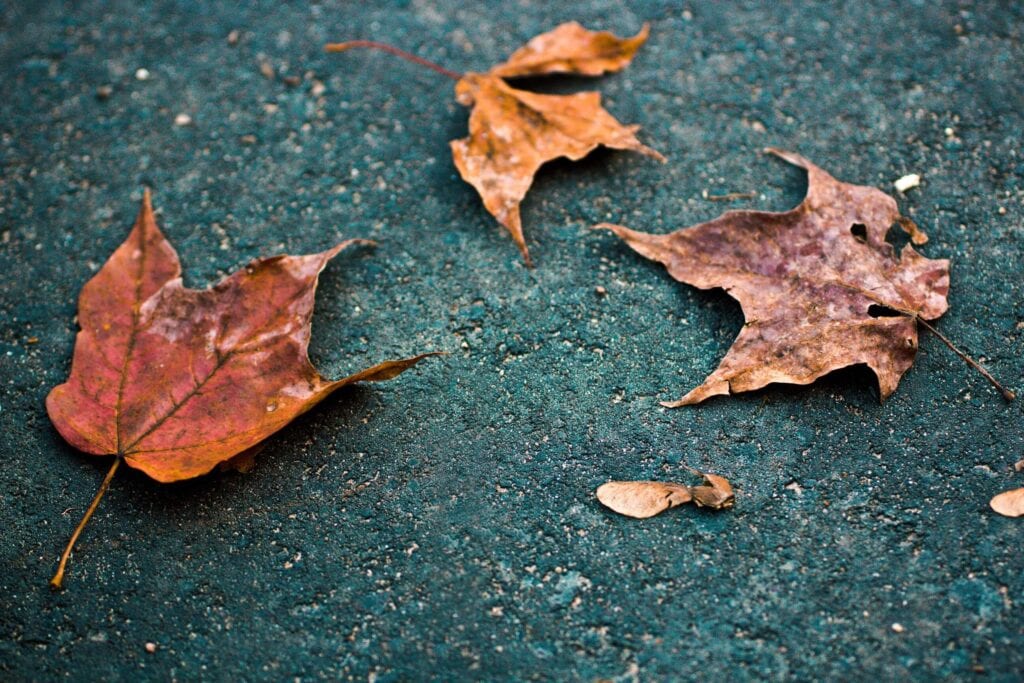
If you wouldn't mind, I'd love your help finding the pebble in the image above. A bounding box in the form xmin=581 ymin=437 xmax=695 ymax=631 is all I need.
xmin=135 ymin=68 xmax=150 ymax=81
xmin=144 ymin=642 xmax=157 ymax=653
xmin=174 ymin=113 xmax=192 ymax=127
xmin=890 ymin=623 xmax=905 ymax=633
xmin=893 ymin=174 xmax=920 ymax=193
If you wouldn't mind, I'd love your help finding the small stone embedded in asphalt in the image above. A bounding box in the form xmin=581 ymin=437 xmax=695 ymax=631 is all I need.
xmin=893 ymin=173 xmax=921 ymax=193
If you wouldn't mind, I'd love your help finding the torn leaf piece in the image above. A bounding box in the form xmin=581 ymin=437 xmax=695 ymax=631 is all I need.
xmin=599 ymin=149 xmax=950 ymax=406
xmin=688 ymin=473 xmax=735 ymax=509
xmin=595 ymin=481 xmax=692 ymax=518
xmin=990 ymin=488 xmax=1024 ymax=518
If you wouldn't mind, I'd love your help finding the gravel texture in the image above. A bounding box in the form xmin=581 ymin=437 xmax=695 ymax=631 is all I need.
xmin=1 ymin=1 xmax=1022 ymax=680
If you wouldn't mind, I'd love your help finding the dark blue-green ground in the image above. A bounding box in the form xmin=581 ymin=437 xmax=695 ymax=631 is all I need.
xmin=2 ymin=1 xmax=1022 ymax=680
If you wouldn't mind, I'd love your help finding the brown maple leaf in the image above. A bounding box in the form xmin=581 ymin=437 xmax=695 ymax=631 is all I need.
xmin=46 ymin=191 xmax=436 ymax=588
xmin=327 ymin=22 xmax=664 ymax=266
xmin=598 ymin=149 xmax=955 ymax=406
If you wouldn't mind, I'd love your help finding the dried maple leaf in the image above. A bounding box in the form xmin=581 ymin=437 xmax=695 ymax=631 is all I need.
xmin=327 ymin=22 xmax=663 ymax=266
xmin=598 ymin=149 xmax=958 ymax=406
xmin=46 ymin=191 xmax=436 ymax=588
xmin=596 ymin=469 xmax=734 ymax=518
xmin=990 ymin=488 xmax=1024 ymax=518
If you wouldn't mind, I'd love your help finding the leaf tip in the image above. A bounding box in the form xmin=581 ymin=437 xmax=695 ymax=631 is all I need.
xmin=592 ymin=222 xmax=624 ymax=235
xmin=634 ymin=22 xmax=651 ymax=44
xmin=763 ymin=147 xmax=810 ymax=170
xmin=325 ymin=238 xmax=376 ymax=261
xmin=640 ymin=144 xmax=667 ymax=163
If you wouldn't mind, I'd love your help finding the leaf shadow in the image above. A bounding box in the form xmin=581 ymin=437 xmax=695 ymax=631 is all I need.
xmin=609 ymin=242 xmax=885 ymax=407
xmin=110 ymin=383 xmax=381 ymax=514
xmin=501 ymin=74 xmax=618 ymax=96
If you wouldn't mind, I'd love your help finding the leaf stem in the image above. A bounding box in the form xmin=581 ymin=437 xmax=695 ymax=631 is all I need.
xmin=324 ymin=40 xmax=462 ymax=81
xmin=916 ymin=318 xmax=1015 ymax=401
xmin=50 ymin=457 xmax=121 ymax=590
xmin=707 ymin=191 xmax=756 ymax=202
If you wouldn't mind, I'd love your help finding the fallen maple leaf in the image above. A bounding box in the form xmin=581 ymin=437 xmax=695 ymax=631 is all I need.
xmin=990 ymin=488 xmax=1024 ymax=518
xmin=599 ymin=149 xmax=1013 ymax=405
xmin=46 ymin=191 xmax=436 ymax=588
xmin=327 ymin=22 xmax=664 ymax=266
xmin=596 ymin=469 xmax=734 ymax=518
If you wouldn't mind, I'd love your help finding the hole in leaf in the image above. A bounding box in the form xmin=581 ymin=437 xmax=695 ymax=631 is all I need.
xmin=850 ymin=223 xmax=867 ymax=242
xmin=887 ymin=221 xmax=913 ymax=252
xmin=868 ymin=304 xmax=904 ymax=318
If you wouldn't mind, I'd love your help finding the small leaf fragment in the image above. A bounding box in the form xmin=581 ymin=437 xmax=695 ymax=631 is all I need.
xmin=596 ymin=471 xmax=735 ymax=518
xmin=689 ymin=473 xmax=735 ymax=510
xmin=990 ymin=488 xmax=1024 ymax=518
xmin=596 ymin=481 xmax=691 ymax=519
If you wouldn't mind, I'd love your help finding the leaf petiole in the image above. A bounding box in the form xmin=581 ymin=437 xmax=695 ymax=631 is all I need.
xmin=916 ymin=318 xmax=1015 ymax=401
xmin=50 ymin=457 xmax=121 ymax=590
xmin=324 ymin=40 xmax=462 ymax=81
